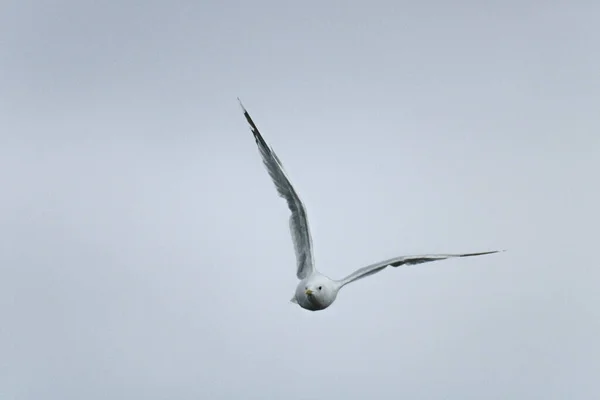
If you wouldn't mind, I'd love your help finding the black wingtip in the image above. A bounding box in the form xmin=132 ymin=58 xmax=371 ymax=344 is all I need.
xmin=237 ymin=97 xmax=247 ymax=113
xmin=459 ymin=250 xmax=505 ymax=258
xmin=236 ymin=98 xmax=266 ymax=146
xmin=236 ymin=97 xmax=254 ymax=128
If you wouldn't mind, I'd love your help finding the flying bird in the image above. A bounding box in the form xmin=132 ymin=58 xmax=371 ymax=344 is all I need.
xmin=239 ymin=99 xmax=501 ymax=311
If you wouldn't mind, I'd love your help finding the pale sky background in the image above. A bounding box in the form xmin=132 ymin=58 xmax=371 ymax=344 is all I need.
xmin=1 ymin=1 xmax=599 ymax=399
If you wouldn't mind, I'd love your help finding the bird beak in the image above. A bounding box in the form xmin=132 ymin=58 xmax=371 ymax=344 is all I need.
xmin=305 ymin=289 xmax=313 ymax=296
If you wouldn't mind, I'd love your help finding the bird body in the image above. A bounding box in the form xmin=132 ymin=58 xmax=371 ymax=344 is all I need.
xmin=239 ymin=99 xmax=501 ymax=311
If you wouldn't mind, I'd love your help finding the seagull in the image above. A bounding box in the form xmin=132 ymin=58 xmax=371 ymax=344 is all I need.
xmin=239 ymin=99 xmax=501 ymax=311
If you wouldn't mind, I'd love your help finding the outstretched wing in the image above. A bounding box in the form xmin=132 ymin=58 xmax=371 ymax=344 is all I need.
xmin=338 ymin=251 xmax=502 ymax=287
xmin=239 ymin=99 xmax=315 ymax=280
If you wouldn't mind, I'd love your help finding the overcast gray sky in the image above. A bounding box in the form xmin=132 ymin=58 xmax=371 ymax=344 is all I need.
xmin=1 ymin=1 xmax=599 ymax=399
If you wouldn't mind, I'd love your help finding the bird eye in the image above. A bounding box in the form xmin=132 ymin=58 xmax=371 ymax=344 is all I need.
xmin=318 ymin=286 xmax=322 ymax=290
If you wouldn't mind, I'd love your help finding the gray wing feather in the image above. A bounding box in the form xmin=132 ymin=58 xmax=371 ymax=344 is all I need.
xmin=339 ymin=251 xmax=502 ymax=286
xmin=239 ymin=99 xmax=315 ymax=280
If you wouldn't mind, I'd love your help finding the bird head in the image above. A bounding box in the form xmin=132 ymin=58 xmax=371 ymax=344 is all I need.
xmin=302 ymin=280 xmax=337 ymax=310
